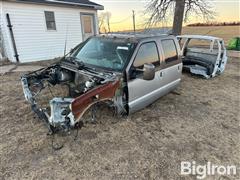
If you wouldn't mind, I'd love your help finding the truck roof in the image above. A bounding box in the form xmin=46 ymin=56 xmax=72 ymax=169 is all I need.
xmin=177 ymin=35 xmax=223 ymax=41
xmin=96 ymin=33 xmax=173 ymax=42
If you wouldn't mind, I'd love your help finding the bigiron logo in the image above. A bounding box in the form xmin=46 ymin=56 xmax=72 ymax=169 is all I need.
xmin=180 ymin=161 xmax=239 ymax=179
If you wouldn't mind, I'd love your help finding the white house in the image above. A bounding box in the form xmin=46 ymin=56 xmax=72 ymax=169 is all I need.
xmin=0 ymin=0 xmax=104 ymax=63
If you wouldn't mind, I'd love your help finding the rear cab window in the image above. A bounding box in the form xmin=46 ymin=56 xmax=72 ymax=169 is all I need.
xmin=161 ymin=39 xmax=178 ymax=63
xmin=185 ymin=38 xmax=219 ymax=55
xmin=187 ymin=39 xmax=211 ymax=49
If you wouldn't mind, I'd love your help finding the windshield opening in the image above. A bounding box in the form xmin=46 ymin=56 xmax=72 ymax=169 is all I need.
xmin=71 ymin=37 xmax=136 ymax=71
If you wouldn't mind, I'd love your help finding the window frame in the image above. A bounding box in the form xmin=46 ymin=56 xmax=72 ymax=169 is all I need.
xmin=44 ymin=11 xmax=57 ymax=31
xmin=133 ymin=41 xmax=160 ymax=68
xmin=161 ymin=39 xmax=178 ymax=64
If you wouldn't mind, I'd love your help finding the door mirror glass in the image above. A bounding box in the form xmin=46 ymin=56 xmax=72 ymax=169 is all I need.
xmin=143 ymin=63 xmax=155 ymax=80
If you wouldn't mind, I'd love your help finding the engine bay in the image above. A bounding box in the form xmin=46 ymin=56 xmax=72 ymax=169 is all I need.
xmin=21 ymin=60 xmax=125 ymax=134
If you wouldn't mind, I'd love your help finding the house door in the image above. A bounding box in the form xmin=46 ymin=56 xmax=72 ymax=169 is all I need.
xmin=81 ymin=14 xmax=95 ymax=41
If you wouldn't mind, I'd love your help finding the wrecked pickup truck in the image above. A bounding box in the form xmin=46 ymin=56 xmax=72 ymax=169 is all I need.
xmin=21 ymin=34 xmax=182 ymax=134
xmin=177 ymin=35 xmax=228 ymax=78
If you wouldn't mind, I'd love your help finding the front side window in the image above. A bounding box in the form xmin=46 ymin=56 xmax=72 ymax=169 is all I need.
xmin=44 ymin=11 xmax=56 ymax=30
xmin=133 ymin=42 xmax=160 ymax=68
xmin=162 ymin=39 xmax=178 ymax=63
xmin=71 ymin=37 xmax=135 ymax=71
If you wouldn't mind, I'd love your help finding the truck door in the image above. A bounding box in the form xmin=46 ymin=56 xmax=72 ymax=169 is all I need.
xmin=159 ymin=39 xmax=182 ymax=91
xmin=127 ymin=41 xmax=164 ymax=113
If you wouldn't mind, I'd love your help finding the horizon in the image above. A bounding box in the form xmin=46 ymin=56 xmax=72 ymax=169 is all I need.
xmin=95 ymin=0 xmax=240 ymax=31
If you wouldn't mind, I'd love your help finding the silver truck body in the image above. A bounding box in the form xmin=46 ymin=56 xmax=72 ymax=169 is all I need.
xmin=21 ymin=34 xmax=182 ymax=134
xmin=126 ymin=35 xmax=182 ymax=113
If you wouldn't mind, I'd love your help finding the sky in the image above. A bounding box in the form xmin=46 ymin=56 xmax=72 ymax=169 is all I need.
xmin=95 ymin=0 xmax=240 ymax=31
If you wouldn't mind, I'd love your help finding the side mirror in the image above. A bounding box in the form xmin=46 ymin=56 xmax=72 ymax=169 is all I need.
xmin=143 ymin=63 xmax=155 ymax=80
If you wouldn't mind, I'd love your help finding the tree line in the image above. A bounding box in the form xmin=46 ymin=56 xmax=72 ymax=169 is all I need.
xmin=187 ymin=22 xmax=240 ymax=27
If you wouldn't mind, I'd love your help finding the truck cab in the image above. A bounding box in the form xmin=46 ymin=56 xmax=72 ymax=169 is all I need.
xmin=21 ymin=34 xmax=182 ymax=133
xmin=124 ymin=34 xmax=182 ymax=113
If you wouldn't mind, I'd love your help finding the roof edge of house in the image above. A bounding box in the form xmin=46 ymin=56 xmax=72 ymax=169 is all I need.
xmin=5 ymin=0 xmax=104 ymax=10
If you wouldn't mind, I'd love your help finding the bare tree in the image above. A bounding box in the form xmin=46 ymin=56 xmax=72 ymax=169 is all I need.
xmin=105 ymin=12 xmax=112 ymax=33
xmin=98 ymin=11 xmax=112 ymax=33
xmin=146 ymin=0 xmax=215 ymax=35
xmin=172 ymin=0 xmax=185 ymax=35
xmin=98 ymin=12 xmax=107 ymax=33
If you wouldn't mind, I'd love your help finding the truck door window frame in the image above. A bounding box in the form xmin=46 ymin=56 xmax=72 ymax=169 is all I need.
xmin=161 ymin=39 xmax=178 ymax=64
xmin=133 ymin=41 xmax=160 ymax=68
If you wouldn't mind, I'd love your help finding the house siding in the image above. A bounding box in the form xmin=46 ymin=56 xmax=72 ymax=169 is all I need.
xmin=1 ymin=1 xmax=14 ymax=60
xmin=1 ymin=1 xmax=99 ymax=62
xmin=0 ymin=1 xmax=3 ymax=58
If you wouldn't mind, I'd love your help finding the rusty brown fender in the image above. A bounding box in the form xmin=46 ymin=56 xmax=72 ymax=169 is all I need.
xmin=71 ymin=80 xmax=121 ymax=122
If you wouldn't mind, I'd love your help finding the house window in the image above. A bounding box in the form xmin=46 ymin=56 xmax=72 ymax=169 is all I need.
xmin=44 ymin=11 xmax=56 ymax=30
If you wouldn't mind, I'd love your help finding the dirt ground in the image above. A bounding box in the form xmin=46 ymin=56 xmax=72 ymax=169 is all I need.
xmin=0 ymin=57 xmax=239 ymax=180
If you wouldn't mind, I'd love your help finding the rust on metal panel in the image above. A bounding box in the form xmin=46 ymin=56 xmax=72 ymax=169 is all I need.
xmin=72 ymin=80 xmax=120 ymax=121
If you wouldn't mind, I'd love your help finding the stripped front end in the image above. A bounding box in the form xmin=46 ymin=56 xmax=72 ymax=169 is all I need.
xmin=21 ymin=61 xmax=126 ymax=134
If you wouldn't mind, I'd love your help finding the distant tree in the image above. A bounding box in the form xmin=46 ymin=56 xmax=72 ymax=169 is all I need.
xmin=98 ymin=13 xmax=106 ymax=33
xmin=98 ymin=11 xmax=112 ymax=33
xmin=145 ymin=0 xmax=215 ymax=35
xmin=187 ymin=21 xmax=240 ymax=27
xmin=105 ymin=12 xmax=112 ymax=33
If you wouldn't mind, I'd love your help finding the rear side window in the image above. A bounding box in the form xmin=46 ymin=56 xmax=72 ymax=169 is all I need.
xmin=134 ymin=42 xmax=160 ymax=67
xmin=162 ymin=40 xmax=178 ymax=63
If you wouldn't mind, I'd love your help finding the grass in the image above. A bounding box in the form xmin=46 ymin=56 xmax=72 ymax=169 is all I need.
xmin=0 ymin=57 xmax=239 ymax=179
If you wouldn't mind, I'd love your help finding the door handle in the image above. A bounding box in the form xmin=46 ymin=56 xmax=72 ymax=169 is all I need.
xmin=178 ymin=65 xmax=181 ymax=71
xmin=160 ymin=72 xmax=163 ymax=77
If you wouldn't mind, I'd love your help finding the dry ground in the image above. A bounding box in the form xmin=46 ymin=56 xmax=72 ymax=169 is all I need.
xmin=0 ymin=57 xmax=240 ymax=180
